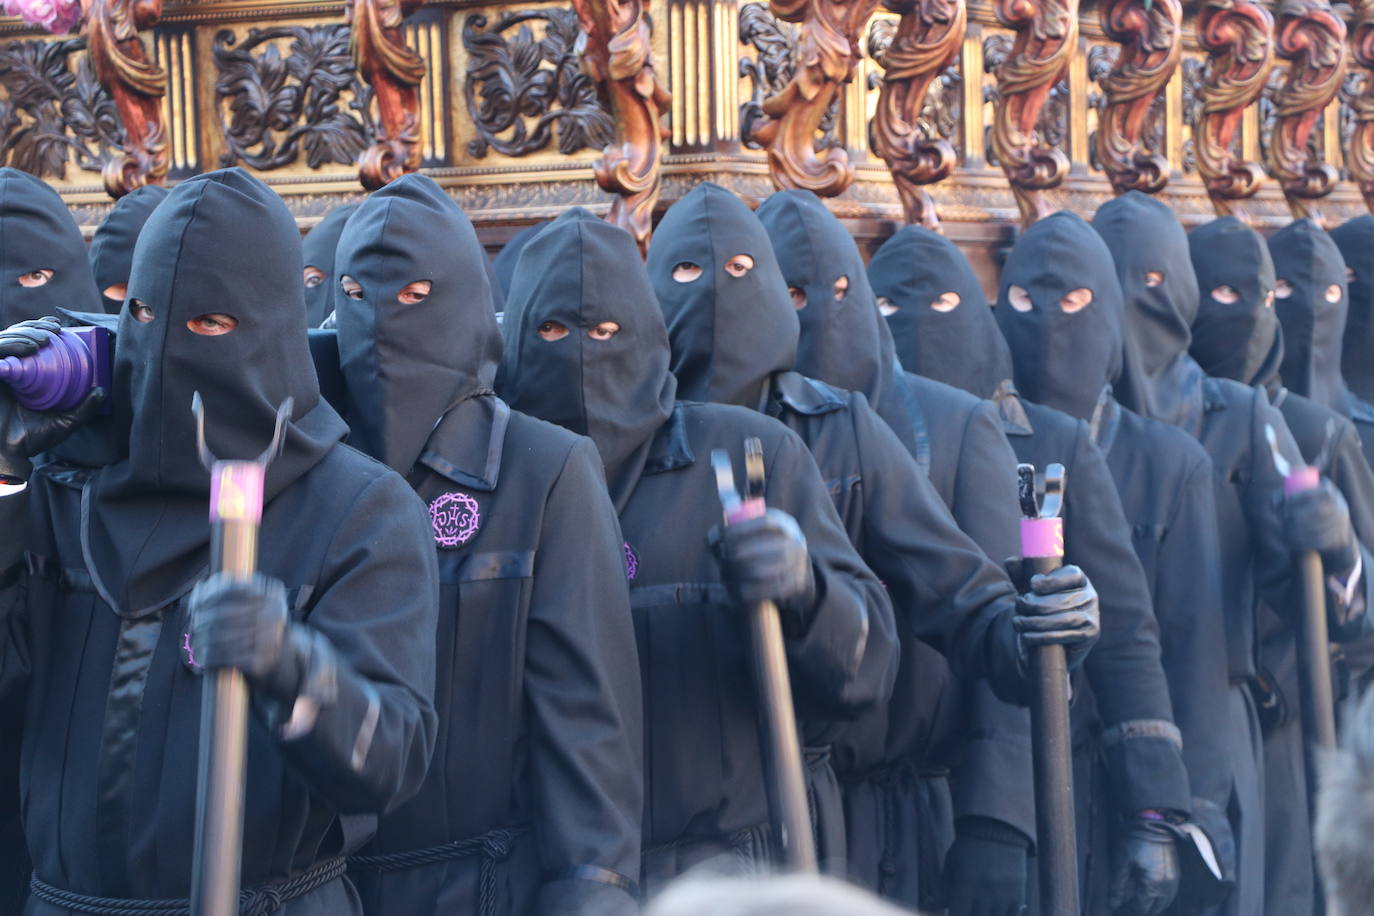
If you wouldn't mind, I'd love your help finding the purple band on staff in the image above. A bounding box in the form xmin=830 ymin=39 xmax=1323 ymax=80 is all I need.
xmin=1284 ymin=465 xmax=1320 ymax=496
xmin=209 ymin=461 xmax=264 ymax=524
xmin=1020 ymin=517 xmax=1064 ymax=559
xmin=728 ymin=496 xmax=767 ymax=525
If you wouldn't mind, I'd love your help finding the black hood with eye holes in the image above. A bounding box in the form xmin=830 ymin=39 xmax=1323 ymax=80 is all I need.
xmin=88 ymin=184 xmax=169 ymax=313
xmin=301 ymin=203 xmax=360 ymax=327
xmin=0 ymin=167 xmax=102 ymax=327
xmin=1331 ymin=214 xmax=1374 ymax=404
xmin=1188 ymin=217 xmax=1283 ymax=389
xmin=1093 ymin=190 xmax=1204 ymax=429
xmin=491 ymin=220 xmax=550 ymax=301
xmin=756 ymin=190 xmax=886 ymax=407
xmin=86 ymin=167 xmax=346 ymax=618
xmin=334 ymin=173 xmax=501 ymax=476
xmin=868 ymin=224 xmax=1012 ymax=399
xmin=648 ymin=182 xmax=798 ymax=408
xmin=500 ymin=208 xmax=676 ymax=512
xmin=995 ymin=210 xmax=1126 ymax=421
xmin=1268 ymin=219 xmax=1351 ymax=413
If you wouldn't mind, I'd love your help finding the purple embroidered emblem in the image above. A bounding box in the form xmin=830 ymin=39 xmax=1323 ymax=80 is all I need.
xmin=182 ymin=631 xmax=202 ymax=670
xmin=430 ymin=492 xmax=481 ymax=547
xmin=623 ymin=542 xmax=639 ymax=581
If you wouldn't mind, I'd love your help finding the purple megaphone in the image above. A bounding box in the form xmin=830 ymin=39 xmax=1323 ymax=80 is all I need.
xmin=0 ymin=326 xmax=111 ymax=411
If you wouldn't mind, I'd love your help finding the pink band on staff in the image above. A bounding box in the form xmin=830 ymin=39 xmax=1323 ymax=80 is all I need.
xmin=728 ymin=496 xmax=767 ymax=525
xmin=209 ymin=461 xmax=265 ymax=524
xmin=1284 ymin=465 xmax=1320 ymax=496
xmin=1020 ymin=517 xmax=1064 ymax=559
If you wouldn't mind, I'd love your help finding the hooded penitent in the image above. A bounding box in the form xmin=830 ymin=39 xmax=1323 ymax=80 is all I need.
xmin=1093 ymin=190 xmax=1205 ymax=431
xmin=1269 ymin=219 xmax=1353 ymax=414
xmin=88 ymin=184 xmax=170 ymax=312
xmin=85 ymin=168 xmax=346 ymax=616
xmin=1331 ymin=215 xmax=1374 ymax=405
xmin=0 ymin=167 xmax=102 ymax=327
xmin=647 ymin=182 xmax=798 ymax=409
xmin=500 ymin=208 xmax=676 ymax=511
xmin=993 ymin=210 xmax=1126 ymax=421
xmin=1188 ymin=217 xmax=1283 ymax=389
xmin=755 ymin=189 xmax=921 ymax=446
xmin=334 ymin=173 xmax=501 ymax=475
xmin=868 ymin=224 xmax=1013 ymax=399
xmin=302 ymin=203 xmax=361 ymax=327
xmin=492 ymin=220 xmax=549 ymax=300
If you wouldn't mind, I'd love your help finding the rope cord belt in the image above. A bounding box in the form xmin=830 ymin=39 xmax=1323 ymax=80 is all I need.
xmin=28 ymin=857 xmax=347 ymax=916
xmin=347 ymin=825 xmax=529 ymax=916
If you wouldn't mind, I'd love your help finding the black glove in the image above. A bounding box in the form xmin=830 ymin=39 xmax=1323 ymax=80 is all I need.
xmin=1281 ymin=479 xmax=1359 ymax=576
xmin=1009 ymin=562 xmax=1101 ymax=671
xmin=0 ymin=317 xmax=104 ymax=479
xmin=710 ymin=507 xmax=816 ymax=615
xmin=187 ymin=572 xmax=338 ymax=711
xmin=1109 ymin=815 xmax=1180 ymax=916
xmin=944 ymin=817 xmax=1030 ymax=916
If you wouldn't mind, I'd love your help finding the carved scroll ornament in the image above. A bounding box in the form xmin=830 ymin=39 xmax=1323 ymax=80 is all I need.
xmin=1345 ymin=0 xmax=1374 ymax=213
xmin=572 ymin=0 xmax=670 ymax=253
xmin=987 ymin=0 xmax=1078 ymax=226
xmin=215 ymin=25 xmax=373 ymax=172
xmin=743 ymin=0 xmax=881 ymax=196
xmin=868 ymin=0 xmax=966 ymax=228
xmin=1094 ymin=0 xmax=1181 ymax=194
xmin=1192 ymin=0 xmax=1274 ymax=216
xmin=349 ymin=0 xmax=426 ymax=190
xmin=83 ymin=0 xmax=167 ymax=197
xmin=1263 ymin=0 xmax=1347 ymax=221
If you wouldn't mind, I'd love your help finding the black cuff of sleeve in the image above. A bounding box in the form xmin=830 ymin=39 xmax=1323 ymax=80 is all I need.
xmin=956 ymin=816 xmax=1032 ymax=849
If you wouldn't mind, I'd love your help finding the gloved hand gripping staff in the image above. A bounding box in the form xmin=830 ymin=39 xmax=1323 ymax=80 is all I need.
xmin=1018 ymin=462 xmax=1079 ymax=916
xmin=711 ymin=439 xmax=818 ymax=873
xmin=189 ymin=392 xmax=294 ymax=916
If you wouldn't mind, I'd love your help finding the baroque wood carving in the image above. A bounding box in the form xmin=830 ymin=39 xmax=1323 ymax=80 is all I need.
xmin=1263 ymin=0 xmax=1347 ymax=221
xmin=986 ymin=0 xmax=1078 ymax=226
xmin=349 ymin=0 xmax=426 ymax=190
xmin=867 ymin=0 xmax=966 ymax=228
xmin=740 ymin=3 xmax=840 ymax=153
xmin=1193 ymin=0 xmax=1273 ymax=216
xmin=83 ymin=0 xmax=167 ymax=196
xmin=1093 ymin=0 xmax=1181 ymax=194
xmin=462 ymin=8 xmax=613 ymax=159
xmin=571 ymin=0 xmax=670 ymax=253
xmin=741 ymin=0 xmax=880 ymax=195
xmin=0 ymin=38 xmax=123 ymax=178
xmin=1344 ymin=0 xmax=1374 ymax=213
xmin=214 ymin=25 xmax=373 ymax=171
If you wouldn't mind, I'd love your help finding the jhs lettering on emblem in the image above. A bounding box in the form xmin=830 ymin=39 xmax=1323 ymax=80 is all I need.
xmin=429 ymin=492 xmax=481 ymax=548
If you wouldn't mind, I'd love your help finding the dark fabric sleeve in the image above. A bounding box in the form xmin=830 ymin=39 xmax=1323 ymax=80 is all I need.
xmin=270 ymin=472 xmax=441 ymax=815
xmin=949 ymin=401 xmax=1022 ymax=564
xmin=1328 ymin=420 xmax=1374 ymax=547
xmin=1155 ymin=451 xmax=1231 ymax=819
xmin=0 ymin=490 xmax=29 ymax=703
xmin=849 ymin=396 xmax=1027 ymax=704
xmin=765 ymin=425 xmax=898 ymax=721
xmin=1248 ymin=395 xmax=1306 ymax=613
xmin=527 ymin=437 xmax=642 ymax=916
xmin=1066 ymin=425 xmax=1190 ymax=816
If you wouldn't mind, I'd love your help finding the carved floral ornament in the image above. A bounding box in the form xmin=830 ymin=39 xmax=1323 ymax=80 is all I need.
xmin=1344 ymin=0 xmax=1374 ymax=213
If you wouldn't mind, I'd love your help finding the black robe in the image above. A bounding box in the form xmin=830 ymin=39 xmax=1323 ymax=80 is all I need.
xmin=331 ymin=176 xmax=643 ymax=916
xmin=499 ymin=208 xmax=895 ymax=897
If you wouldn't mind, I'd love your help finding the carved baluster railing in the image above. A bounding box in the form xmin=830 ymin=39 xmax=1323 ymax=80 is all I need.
xmin=1263 ymin=0 xmax=1347 ymax=222
xmin=868 ymin=0 xmax=965 ymax=228
xmin=987 ymin=0 xmax=1076 ymax=226
xmin=1094 ymin=0 xmax=1182 ymax=194
xmin=1192 ymin=0 xmax=1274 ymax=218
xmin=83 ymin=0 xmax=167 ymax=197
xmin=741 ymin=0 xmax=880 ymax=195
xmin=350 ymin=0 xmax=426 ymax=190
xmin=573 ymin=0 xmax=670 ymax=254
xmin=1345 ymin=0 xmax=1374 ymax=214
